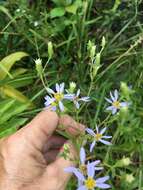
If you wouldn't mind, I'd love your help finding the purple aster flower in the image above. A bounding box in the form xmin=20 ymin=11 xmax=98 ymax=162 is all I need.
xmin=64 ymin=147 xmax=102 ymax=177
xmin=65 ymin=163 xmax=110 ymax=190
xmin=86 ymin=126 xmax=112 ymax=152
xmin=70 ymin=89 xmax=90 ymax=109
xmin=44 ymin=83 xmax=73 ymax=112
xmin=105 ymin=89 xmax=129 ymax=115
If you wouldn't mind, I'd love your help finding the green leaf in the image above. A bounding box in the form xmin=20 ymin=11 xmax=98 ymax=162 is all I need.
xmin=50 ymin=7 xmax=65 ymax=18
xmin=0 ymin=52 xmax=28 ymax=80
xmin=0 ymin=126 xmax=17 ymax=138
xmin=0 ymin=117 xmax=28 ymax=133
xmin=0 ymin=5 xmax=13 ymax=20
xmin=66 ymin=4 xmax=78 ymax=14
xmin=0 ymin=85 xmax=31 ymax=103
xmin=0 ymin=99 xmax=15 ymax=116
xmin=11 ymin=68 xmax=28 ymax=77
xmin=0 ymin=101 xmax=30 ymax=125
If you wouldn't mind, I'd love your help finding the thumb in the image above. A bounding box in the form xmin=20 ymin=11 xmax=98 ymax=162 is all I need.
xmin=23 ymin=110 xmax=59 ymax=150
xmin=46 ymin=141 xmax=77 ymax=188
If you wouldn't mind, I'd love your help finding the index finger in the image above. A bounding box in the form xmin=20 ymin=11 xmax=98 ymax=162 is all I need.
xmin=59 ymin=115 xmax=85 ymax=136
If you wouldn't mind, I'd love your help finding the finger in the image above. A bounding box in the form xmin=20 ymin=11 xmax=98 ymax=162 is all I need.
xmin=59 ymin=115 xmax=85 ymax=136
xmin=23 ymin=110 xmax=59 ymax=150
xmin=44 ymin=149 xmax=59 ymax=164
xmin=42 ymin=135 xmax=66 ymax=153
xmin=46 ymin=141 xmax=77 ymax=187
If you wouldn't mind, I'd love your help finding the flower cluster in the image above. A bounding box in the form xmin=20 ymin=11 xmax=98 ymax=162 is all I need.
xmin=65 ymin=147 xmax=110 ymax=190
xmin=43 ymin=83 xmax=131 ymax=189
xmin=44 ymin=83 xmax=90 ymax=112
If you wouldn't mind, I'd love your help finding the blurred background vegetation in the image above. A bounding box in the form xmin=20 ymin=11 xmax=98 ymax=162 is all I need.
xmin=0 ymin=0 xmax=143 ymax=189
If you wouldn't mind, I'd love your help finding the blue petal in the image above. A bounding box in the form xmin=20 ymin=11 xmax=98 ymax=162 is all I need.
xmin=77 ymin=185 xmax=87 ymax=190
xmin=105 ymin=97 xmax=112 ymax=103
xmin=60 ymin=83 xmax=65 ymax=93
xmin=59 ymin=101 xmax=64 ymax=112
xmin=120 ymin=102 xmax=128 ymax=107
xmin=87 ymin=162 xmax=95 ymax=178
xmin=114 ymin=89 xmax=118 ymax=101
xmin=64 ymin=94 xmax=74 ymax=100
xmin=80 ymin=147 xmax=86 ymax=165
xmin=112 ymin=107 xmax=117 ymax=115
xmin=90 ymin=141 xmax=96 ymax=152
xmin=51 ymin=106 xmax=57 ymax=111
xmin=76 ymin=89 xmax=80 ymax=97
xmin=46 ymin=87 xmax=55 ymax=94
xmin=44 ymin=97 xmax=55 ymax=107
xmin=102 ymin=135 xmax=112 ymax=139
xmin=99 ymin=139 xmax=112 ymax=145
xmin=89 ymin=160 xmax=100 ymax=166
xmin=100 ymin=127 xmax=107 ymax=135
xmin=85 ymin=128 xmax=95 ymax=136
xmin=110 ymin=91 xmax=115 ymax=101
xmin=79 ymin=97 xmax=90 ymax=102
xmin=74 ymin=170 xmax=85 ymax=181
xmin=56 ymin=83 xmax=60 ymax=93
xmin=75 ymin=101 xmax=80 ymax=109
xmin=96 ymin=183 xmax=111 ymax=189
xmin=96 ymin=125 xmax=99 ymax=133
xmin=106 ymin=106 xmax=114 ymax=111
xmin=64 ymin=167 xmax=77 ymax=173
xmin=96 ymin=176 xmax=109 ymax=183
xmin=65 ymin=167 xmax=85 ymax=181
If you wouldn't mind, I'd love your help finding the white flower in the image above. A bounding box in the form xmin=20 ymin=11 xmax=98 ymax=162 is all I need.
xmin=86 ymin=126 xmax=112 ymax=152
xmin=44 ymin=83 xmax=73 ymax=112
xmin=70 ymin=89 xmax=90 ymax=109
xmin=105 ymin=89 xmax=129 ymax=115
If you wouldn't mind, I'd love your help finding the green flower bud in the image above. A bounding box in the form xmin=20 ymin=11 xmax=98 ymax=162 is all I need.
xmin=101 ymin=36 xmax=106 ymax=48
xmin=87 ymin=40 xmax=96 ymax=59
xmin=35 ymin=58 xmax=43 ymax=76
xmin=121 ymin=82 xmax=132 ymax=99
xmin=115 ymin=157 xmax=131 ymax=167
xmin=48 ymin=41 xmax=54 ymax=59
xmin=125 ymin=174 xmax=135 ymax=183
xmin=69 ymin=82 xmax=76 ymax=93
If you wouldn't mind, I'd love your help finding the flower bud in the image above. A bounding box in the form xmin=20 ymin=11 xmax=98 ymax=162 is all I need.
xmin=121 ymin=82 xmax=132 ymax=99
xmin=115 ymin=157 xmax=131 ymax=167
xmin=35 ymin=58 xmax=43 ymax=76
xmin=101 ymin=36 xmax=106 ymax=48
xmin=69 ymin=82 xmax=76 ymax=93
xmin=125 ymin=174 xmax=135 ymax=183
xmin=48 ymin=41 xmax=54 ymax=59
xmin=87 ymin=40 xmax=96 ymax=59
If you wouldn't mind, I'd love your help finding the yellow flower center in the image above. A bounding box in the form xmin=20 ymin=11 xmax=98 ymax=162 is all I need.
xmin=112 ymin=101 xmax=120 ymax=108
xmin=54 ymin=93 xmax=64 ymax=101
xmin=79 ymin=164 xmax=87 ymax=175
xmin=95 ymin=133 xmax=102 ymax=141
xmin=85 ymin=177 xmax=96 ymax=189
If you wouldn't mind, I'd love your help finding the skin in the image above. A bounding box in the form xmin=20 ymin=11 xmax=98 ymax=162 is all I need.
xmin=0 ymin=110 xmax=85 ymax=190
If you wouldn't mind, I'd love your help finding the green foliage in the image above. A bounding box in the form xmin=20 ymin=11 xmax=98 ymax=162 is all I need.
xmin=0 ymin=99 xmax=29 ymax=138
xmin=0 ymin=52 xmax=28 ymax=80
xmin=0 ymin=52 xmax=34 ymax=104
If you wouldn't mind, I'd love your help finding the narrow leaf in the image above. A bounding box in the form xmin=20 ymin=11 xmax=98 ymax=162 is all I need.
xmin=0 ymin=52 xmax=28 ymax=80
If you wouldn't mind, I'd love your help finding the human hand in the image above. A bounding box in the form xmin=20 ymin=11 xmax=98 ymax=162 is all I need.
xmin=0 ymin=110 xmax=85 ymax=190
